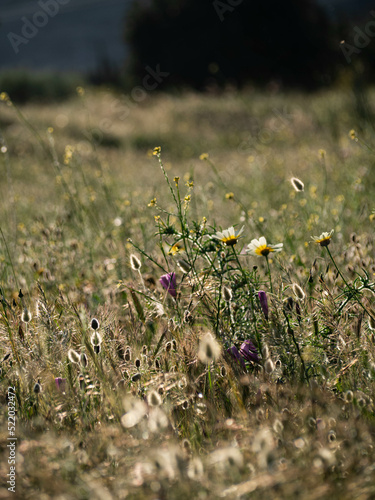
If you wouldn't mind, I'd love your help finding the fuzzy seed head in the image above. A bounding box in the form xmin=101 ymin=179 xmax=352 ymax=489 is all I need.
xmin=80 ymin=353 xmax=88 ymax=367
xmin=256 ymin=409 xmax=264 ymax=421
xmin=328 ymin=430 xmax=336 ymax=442
xmin=33 ymin=382 xmax=41 ymax=394
xmin=68 ymin=349 xmax=81 ymax=364
xmin=345 ymin=390 xmax=354 ymax=403
xmin=148 ymin=407 xmax=169 ymax=433
xmin=265 ymin=358 xmax=275 ymax=374
xmin=262 ymin=345 xmax=269 ymax=359
xmin=187 ymin=457 xmax=204 ymax=480
xmin=252 ymin=428 xmax=275 ymax=469
xmin=121 ymin=397 xmax=147 ymax=428
xmin=308 ymin=417 xmax=317 ymax=428
xmin=273 ymin=419 xmax=284 ymax=434
xmin=130 ymin=254 xmax=142 ymax=271
xmin=209 ymin=447 xmax=243 ymax=471
xmin=223 ymin=286 xmax=233 ymax=302
xmin=328 ymin=417 xmax=336 ymax=428
xmin=148 ymin=390 xmax=162 ymax=407
xmin=91 ymin=318 xmax=99 ymax=330
xmin=131 ymin=372 xmax=141 ymax=382
xmin=292 ymin=283 xmax=306 ymax=300
xmin=22 ymin=307 xmax=32 ymax=323
xmin=91 ymin=330 xmax=102 ymax=347
xmin=181 ymin=399 xmax=189 ymax=410
xmin=358 ymin=397 xmax=366 ymax=408
xmin=198 ymin=333 xmax=221 ymax=364
xmin=291 ymin=177 xmax=304 ymax=192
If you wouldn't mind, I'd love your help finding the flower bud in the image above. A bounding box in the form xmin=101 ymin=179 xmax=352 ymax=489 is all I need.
xmin=258 ymin=291 xmax=269 ymax=320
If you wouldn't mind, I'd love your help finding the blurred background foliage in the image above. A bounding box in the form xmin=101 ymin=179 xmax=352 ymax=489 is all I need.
xmin=1 ymin=0 xmax=375 ymax=100
xmin=124 ymin=0 xmax=337 ymax=90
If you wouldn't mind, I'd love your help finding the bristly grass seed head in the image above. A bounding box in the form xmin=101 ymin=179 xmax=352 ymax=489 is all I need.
xmin=91 ymin=318 xmax=100 ymax=330
xmin=130 ymin=254 xmax=142 ymax=271
xmin=68 ymin=349 xmax=81 ymax=364
xmin=22 ymin=307 xmax=32 ymax=323
xmin=291 ymin=177 xmax=305 ymax=192
xmin=198 ymin=333 xmax=221 ymax=364
xmin=292 ymin=283 xmax=306 ymax=301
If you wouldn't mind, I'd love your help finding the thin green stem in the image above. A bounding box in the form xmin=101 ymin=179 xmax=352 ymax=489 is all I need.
xmin=283 ymin=311 xmax=309 ymax=383
xmin=208 ymin=363 xmax=213 ymax=392
xmin=266 ymin=255 xmax=273 ymax=294
xmin=128 ymin=238 xmax=168 ymax=274
xmin=231 ymin=245 xmax=258 ymax=336
xmin=0 ymin=226 xmax=19 ymax=290
xmin=325 ymin=246 xmax=375 ymax=322
xmin=156 ymin=154 xmax=179 ymax=207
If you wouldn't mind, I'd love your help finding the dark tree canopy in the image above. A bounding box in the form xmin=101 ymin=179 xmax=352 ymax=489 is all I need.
xmin=124 ymin=0 xmax=338 ymax=90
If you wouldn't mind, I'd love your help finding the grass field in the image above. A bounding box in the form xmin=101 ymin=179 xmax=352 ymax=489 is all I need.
xmin=0 ymin=85 xmax=375 ymax=499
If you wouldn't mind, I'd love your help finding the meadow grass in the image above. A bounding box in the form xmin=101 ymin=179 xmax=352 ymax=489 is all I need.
xmin=0 ymin=86 xmax=375 ymax=499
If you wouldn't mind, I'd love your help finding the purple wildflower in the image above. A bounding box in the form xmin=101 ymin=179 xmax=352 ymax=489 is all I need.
xmin=258 ymin=290 xmax=269 ymax=320
xmin=227 ymin=345 xmax=246 ymax=368
xmin=240 ymin=340 xmax=259 ymax=364
xmin=55 ymin=377 xmax=66 ymax=392
xmin=159 ymin=272 xmax=177 ymax=298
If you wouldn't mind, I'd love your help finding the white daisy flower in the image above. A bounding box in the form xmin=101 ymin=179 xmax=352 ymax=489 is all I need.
xmin=212 ymin=226 xmax=244 ymax=247
xmin=311 ymin=229 xmax=334 ymax=247
xmin=246 ymin=236 xmax=283 ymax=257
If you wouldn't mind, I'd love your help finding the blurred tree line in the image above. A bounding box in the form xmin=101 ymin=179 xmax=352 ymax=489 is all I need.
xmin=123 ymin=0 xmax=375 ymax=91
